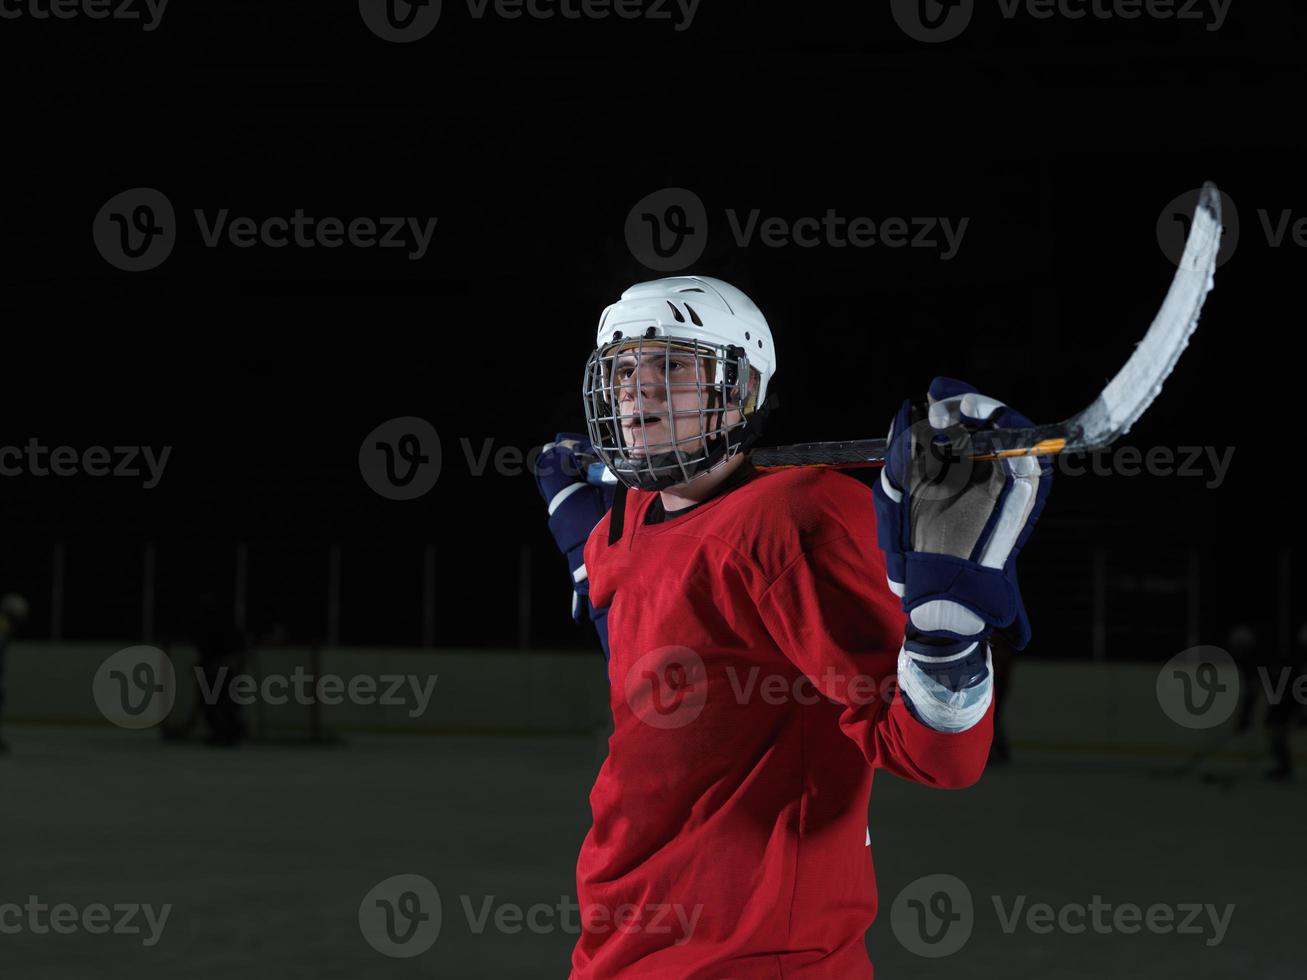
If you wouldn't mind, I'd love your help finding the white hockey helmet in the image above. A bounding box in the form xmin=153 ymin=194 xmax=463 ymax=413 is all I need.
xmin=582 ymin=275 xmax=778 ymax=491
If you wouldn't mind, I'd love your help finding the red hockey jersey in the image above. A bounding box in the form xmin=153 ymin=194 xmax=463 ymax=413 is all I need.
xmin=571 ymin=466 xmax=993 ymax=979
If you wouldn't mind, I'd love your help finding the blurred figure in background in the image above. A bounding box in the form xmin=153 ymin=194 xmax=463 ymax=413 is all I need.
xmin=1263 ymin=623 xmax=1307 ymax=782
xmin=0 ymin=593 xmax=30 ymax=754
xmin=1229 ymin=623 xmax=1263 ymax=735
xmin=1228 ymin=620 xmax=1304 ymax=782
xmin=163 ymin=590 xmax=248 ymax=747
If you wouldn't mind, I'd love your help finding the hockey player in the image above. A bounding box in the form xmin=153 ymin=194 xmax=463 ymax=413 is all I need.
xmin=535 ymin=276 xmax=1051 ymax=978
xmin=0 ymin=593 xmax=29 ymax=754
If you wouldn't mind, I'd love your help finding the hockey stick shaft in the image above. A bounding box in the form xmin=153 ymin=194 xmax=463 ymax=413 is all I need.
xmin=748 ymin=424 xmax=1077 ymax=469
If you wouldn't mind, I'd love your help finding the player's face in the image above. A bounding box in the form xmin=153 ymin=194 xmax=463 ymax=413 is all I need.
xmin=614 ymin=344 xmax=734 ymax=458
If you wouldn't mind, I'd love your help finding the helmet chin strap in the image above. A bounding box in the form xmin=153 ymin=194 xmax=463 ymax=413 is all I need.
xmin=738 ymin=387 xmax=776 ymax=452
xmin=610 ymin=446 xmax=722 ymax=492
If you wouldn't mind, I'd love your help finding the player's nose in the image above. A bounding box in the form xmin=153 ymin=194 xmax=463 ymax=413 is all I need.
xmin=618 ymin=367 xmax=665 ymax=404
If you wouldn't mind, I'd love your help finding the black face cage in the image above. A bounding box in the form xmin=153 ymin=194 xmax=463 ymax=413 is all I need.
xmin=582 ymin=335 xmax=754 ymax=491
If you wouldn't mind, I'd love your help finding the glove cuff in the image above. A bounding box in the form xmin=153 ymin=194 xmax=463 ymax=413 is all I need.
xmin=903 ymin=552 xmax=1016 ymax=632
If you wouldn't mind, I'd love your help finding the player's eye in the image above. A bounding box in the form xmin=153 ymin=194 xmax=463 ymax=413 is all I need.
xmin=611 ymin=354 xmax=689 ymax=383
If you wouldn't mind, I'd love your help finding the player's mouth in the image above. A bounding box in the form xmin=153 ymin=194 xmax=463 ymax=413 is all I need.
xmin=622 ymin=414 xmax=665 ymax=454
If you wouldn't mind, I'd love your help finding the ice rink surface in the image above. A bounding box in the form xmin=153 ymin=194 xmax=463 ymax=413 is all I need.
xmin=1 ymin=725 xmax=1301 ymax=979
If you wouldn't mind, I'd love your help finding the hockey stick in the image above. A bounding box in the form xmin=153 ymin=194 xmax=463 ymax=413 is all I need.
xmin=584 ymin=183 xmax=1221 ymax=484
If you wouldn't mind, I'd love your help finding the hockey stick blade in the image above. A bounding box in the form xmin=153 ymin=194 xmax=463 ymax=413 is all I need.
xmin=751 ymin=182 xmax=1222 ymax=469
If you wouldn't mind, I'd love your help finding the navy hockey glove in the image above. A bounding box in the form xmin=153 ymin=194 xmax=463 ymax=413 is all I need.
xmin=873 ymin=377 xmax=1052 ymax=669
xmin=534 ymin=433 xmax=615 ymax=626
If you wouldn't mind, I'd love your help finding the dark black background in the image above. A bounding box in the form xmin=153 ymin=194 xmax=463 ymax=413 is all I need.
xmin=1 ymin=0 xmax=1301 ymax=655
